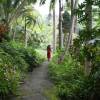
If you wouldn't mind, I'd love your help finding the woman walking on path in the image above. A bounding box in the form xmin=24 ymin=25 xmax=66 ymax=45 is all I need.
xmin=47 ymin=45 xmax=52 ymax=61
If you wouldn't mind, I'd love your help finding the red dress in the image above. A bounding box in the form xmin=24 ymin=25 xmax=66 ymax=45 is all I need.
xmin=47 ymin=48 xmax=51 ymax=60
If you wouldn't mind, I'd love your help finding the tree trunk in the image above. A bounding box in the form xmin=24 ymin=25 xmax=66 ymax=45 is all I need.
xmin=59 ymin=0 xmax=63 ymax=49
xmin=25 ymin=17 xmax=28 ymax=48
xmin=58 ymin=0 xmax=78 ymax=63
xmin=85 ymin=2 xmax=92 ymax=31
xmin=72 ymin=0 xmax=78 ymax=34
xmin=66 ymin=0 xmax=78 ymax=51
xmin=53 ymin=7 xmax=56 ymax=52
xmin=84 ymin=1 xmax=92 ymax=75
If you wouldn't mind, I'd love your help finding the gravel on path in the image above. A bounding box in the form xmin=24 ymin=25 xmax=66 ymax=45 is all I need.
xmin=12 ymin=61 xmax=54 ymax=100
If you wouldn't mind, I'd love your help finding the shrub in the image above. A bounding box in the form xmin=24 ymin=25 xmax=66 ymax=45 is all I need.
xmin=49 ymin=54 xmax=86 ymax=100
xmin=49 ymin=50 xmax=100 ymax=100
xmin=0 ymin=41 xmax=44 ymax=72
xmin=0 ymin=42 xmax=28 ymax=72
xmin=18 ymin=48 xmax=38 ymax=71
xmin=0 ymin=41 xmax=44 ymax=99
xmin=10 ymin=41 xmax=45 ymax=71
xmin=0 ymin=49 xmax=20 ymax=98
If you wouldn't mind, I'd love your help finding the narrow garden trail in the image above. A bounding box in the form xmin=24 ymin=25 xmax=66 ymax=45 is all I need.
xmin=12 ymin=61 xmax=54 ymax=100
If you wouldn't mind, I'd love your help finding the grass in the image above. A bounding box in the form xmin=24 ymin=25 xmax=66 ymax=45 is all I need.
xmin=43 ymin=87 xmax=59 ymax=100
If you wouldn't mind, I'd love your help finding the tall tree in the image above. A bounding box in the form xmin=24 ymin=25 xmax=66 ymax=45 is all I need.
xmin=66 ymin=0 xmax=78 ymax=51
xmin=49 ymin=0 xmax=57 ymax=51
xmin=0 ymin=0 xmax=38 ymax=32
xmin=84 ymin=0 xmax=92 ymax=75
xmin=85 ymin=0 xmax=92 ymax=31
xmin=53 ymin=6 xmax=56 ymax=52
xmin=40 ymin=0 xmax=64 ymax=49
xmin=59 ymin=0 xmax=63 ymax=49
xmin=58 ymin=0 xmax=78 ymax=63
xmin=21 ymin=6 xmax=42 ymax=48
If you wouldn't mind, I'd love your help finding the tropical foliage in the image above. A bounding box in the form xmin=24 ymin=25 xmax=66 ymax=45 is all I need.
xmin=49 ymin=0 xmax=100 ymax=100
xmin=0 ymin=41 xmax=44 ymax=99
xmin=0 ymin=0 xmax=100 ymax=99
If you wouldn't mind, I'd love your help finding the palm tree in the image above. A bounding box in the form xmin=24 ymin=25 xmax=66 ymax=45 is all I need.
xmin=40 ymin=0 xmax=64 ymax=49
xmin=84 ymin=0 xmax=92 ymax=75
xmin=48 ymin=0 xmax=57 ymax=51
xmin=53 ymin=7 xmax=56 ymax=52
xmin=40 ymin=0 xmax=62 ymax=49
xmin=59 ymin=0 xmax=63 ymax=49
xmin=21 ymin=6 xmax=42 ymax=48
xmin=51 ymin=0 xmax=63 ymax=49
xmin=58 ymin=0 xmax=78 ymax=63
xmin=66 ymin=0 xmax=78 ymax=50
xmin=85 ymin=0 xmax=92 ymax=31
xmin=0 ymin=0 xmax=38 ymax=32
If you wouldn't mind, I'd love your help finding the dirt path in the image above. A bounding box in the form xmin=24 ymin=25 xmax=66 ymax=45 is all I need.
xmin=12 ymin=61 xmax=54 ymax=100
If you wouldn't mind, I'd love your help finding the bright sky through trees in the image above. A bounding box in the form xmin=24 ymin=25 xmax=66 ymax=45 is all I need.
xmin=34 ymin=0 xmax=84 ymax=16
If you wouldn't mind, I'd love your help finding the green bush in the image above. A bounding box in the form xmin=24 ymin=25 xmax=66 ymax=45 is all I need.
xmin=18 ymin=48 xmax=38 ymax=71
xmin=49 ymin=54 xmax=84 ymax=99
xmin=0 ymin=42 xmax=28 ymax=72
xmin=0 ymin=49 xmax=20 ymax=97
xmin=0 ymin=41 xmax=44 ymax=72
xmin=10 ymin=41 xmax=44 ymax=70
xmin=0 ymin=41 xmax=44 ymax=98
xmin=49 ymin=50 xmax=100 ymax=100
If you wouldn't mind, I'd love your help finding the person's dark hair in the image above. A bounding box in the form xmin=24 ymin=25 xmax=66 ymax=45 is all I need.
xmin=47 ymin=45 xmax=51 ymax=50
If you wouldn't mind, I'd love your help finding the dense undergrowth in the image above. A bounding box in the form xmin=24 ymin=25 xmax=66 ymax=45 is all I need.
xmin=0 ymin=41 xmax=44 ymax=99
xmin=49 ymin=41 xmax=100 ymax=100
